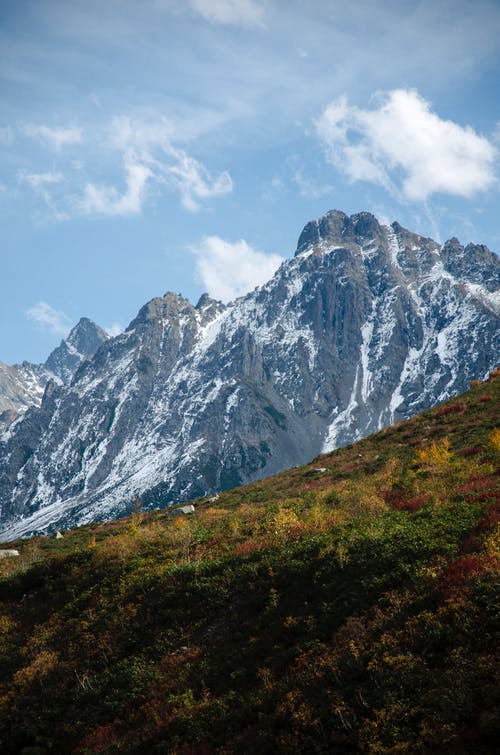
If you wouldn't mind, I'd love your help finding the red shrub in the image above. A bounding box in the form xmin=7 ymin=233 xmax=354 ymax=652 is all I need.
xmin=475 ymin=505 xmax=500 ymax=535
xmin=80 ymin=722 xmax=120 ymax=751
xmin=479 ymin=395 xmax=493 ymax=403
xmin=458 ymin=477 xmax=493 ymax=495
xmin=393 ymin=495 xmax=427 ymax=512
xmin=438 ymin=555 xmax=497 ymax=597
xmin=436 ymin=403 xmax=466 ymax=417
xmin=235 ymin=539 xmax=263 ymax=556
xmin=459 ymin=445 xmax=482 ymax=457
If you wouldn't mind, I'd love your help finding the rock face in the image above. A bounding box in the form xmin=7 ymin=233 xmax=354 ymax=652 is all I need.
xmin=45 ymin=317 xmax=109 ymax=383
xmin=0 ymin=210 xmax=498 ymax=539
xmin=0 ymin=318 xmax=108 ymax=430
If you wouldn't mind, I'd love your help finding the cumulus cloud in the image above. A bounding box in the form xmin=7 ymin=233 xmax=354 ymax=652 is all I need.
xmin=188 ymin=0 xmax=265 ymax=27
xmin=192 ymin=235 xmax=283 ymax=302
xmin=316 ymin=89 xmax=497 ymax=201
xmin=25 ymin=301 xmax=72 ymax=335
xmin=23 ymin=124 xmax=83 ymax=151
xmin=77 ymin=116 xmax=232 ymax=216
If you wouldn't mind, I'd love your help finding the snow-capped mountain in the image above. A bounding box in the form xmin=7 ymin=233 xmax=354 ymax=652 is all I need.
xmin=0 ymin=318 xmax=108 ymax=431
xmin=0 ymin=210 xmax=498 ymax=539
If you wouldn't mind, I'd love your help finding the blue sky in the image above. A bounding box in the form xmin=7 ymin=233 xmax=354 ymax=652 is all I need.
xmin=1 ymin=0 xmax=499 ymax=364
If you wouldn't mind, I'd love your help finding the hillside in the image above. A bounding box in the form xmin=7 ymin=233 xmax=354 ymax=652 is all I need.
xmin=0 ymin=370 xmax=498 ymax=753
xmin=1 ymin=210 xmax=498 ymax=539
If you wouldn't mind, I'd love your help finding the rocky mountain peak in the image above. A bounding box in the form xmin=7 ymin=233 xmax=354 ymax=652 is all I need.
xmin=295 ymin=210 xmax=387 ymax=255
xmin=44 ymin=317 xmax=108 ymax=383
xmin=127 ymin=292 xmax=195 ymax=331
xmin=65 ymin=317 xmax=109 ymax=355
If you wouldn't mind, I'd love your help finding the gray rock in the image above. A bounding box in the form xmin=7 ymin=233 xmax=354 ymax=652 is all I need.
xmin=170 ymin=505 xmax=196 ymax=515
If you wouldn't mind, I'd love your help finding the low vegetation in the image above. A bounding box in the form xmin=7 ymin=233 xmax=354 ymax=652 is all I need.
xmin=0 ymin=370 xmax=499 ymax=753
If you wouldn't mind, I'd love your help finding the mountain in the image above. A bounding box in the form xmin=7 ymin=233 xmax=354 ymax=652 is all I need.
xmin=0 ymin=210 xmax=498 ymax=539
xmin=44 ymin=316 xmax=109 ymax=383
xmin=0 ymin=371 xmax=498 ymax=753
xmin=0 ymin=318 xmax=108 ymax=430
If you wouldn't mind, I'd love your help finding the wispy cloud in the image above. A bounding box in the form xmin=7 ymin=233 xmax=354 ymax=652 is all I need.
xmin=188 ymin=0 xmax=265 ymax=28
xmin=292 ymin=168 xmax=334 ymax=199
xmin=192 ymin=235 xmax=283 ymax=302
xmin=16 ymin=115 xmax=233 ymax=219
xmin=0 ymin=126 xmax=13 ymax=147
xmin=316 ymin=89 xmax=497 ymax=202
xmin=78 ymin=116 xmax=233 ymax=216
xmin=25 ymin=301 xmax=72 ymax=335
xmin=22 ymin=124 xmax=84 ymax=151
xmin=20 ymin=171 xmax=64 ymax=189
xmin=18 ymin=170 xmax=68 ymax=220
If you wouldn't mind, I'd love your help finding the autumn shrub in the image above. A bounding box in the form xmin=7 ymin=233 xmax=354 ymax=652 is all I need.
xmin=393 ymin=495 xmax=428 ymax=512
xmin=460 ymin=445 xmax=482 ymax=457
xmin=488 ymin=427 xmax=500 ymax=453
xmin=325 ymin=479 xmax=388 ymax=517
xmin=438 ymin=555 xmax=497 ymax=597
xmin=436 ymin=402 xmax=466 ymax=417
xmin=271 ymin=508 xmax=304 ymax=545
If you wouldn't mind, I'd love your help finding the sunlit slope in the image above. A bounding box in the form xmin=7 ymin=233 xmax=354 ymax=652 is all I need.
xmin=0 ymin=369 xmax=498 ymax=753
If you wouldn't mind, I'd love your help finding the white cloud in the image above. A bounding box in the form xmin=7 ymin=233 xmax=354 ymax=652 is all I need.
xmin=77 ymin=116 xmax=233 ymax=216
xmin=160 ymin=146 xmax=233 ymax=212
xmin=188 ymin=0 xmax=265 ymax=27
xmin=23 ymin=123 xmax=83 ymax=151
xmin=105 ymin=322 xmax=123 ymax=337
xmin=25 ymin=301 xmax=72 ymax=335
xmin=192 ymin=235 xmax=283 ymax=302
xmin=316 ymin=89 xmax=497 ymax=202
xmin=78 ymin=159 xmax=152 ymax=217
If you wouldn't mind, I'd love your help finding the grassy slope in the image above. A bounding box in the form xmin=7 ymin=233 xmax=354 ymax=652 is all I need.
xmin=0 ymin=371 xmax=499 ymax=754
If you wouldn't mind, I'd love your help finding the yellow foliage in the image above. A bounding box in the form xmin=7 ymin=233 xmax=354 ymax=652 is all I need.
xmin=165 ymin=516 xmax=194 ymax=561
xmin=13 ymin=650 xmax=59 ymax=690
xmin=271 ymin=508 xmax=302 ymax=544
xmin=329 ymin=480 xmax=388 ymax=517
xmin=483 ymin=524 xmax=500 ymax=560
xmin=0 ymin=615 xmax=16 ymax=635
xmin=416 ymin=438 xmax=452 ymax=468
xmin=488 ymin=428 xmax=500 ymax=453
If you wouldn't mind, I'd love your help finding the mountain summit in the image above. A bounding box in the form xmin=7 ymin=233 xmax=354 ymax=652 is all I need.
xmin=0 ymin=211 xmax=498 ymax=538
xmin=0 ymin=317 xmax=108 ymax=430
